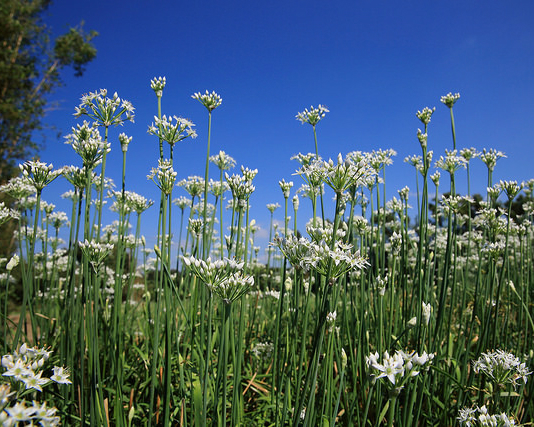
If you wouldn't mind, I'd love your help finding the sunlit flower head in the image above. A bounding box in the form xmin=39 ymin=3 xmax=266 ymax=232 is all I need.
xmin=416 ymin=106 xmax=436 ymax=125
xmin=192 ymin=90 xmax=222 ymax=112
xmin=0 ymin=202 xmax=20 ymax=225
xmin=479 ymin=148 xmax=507 ymax=172
xmin=19 ymin=161 xmax=63 ymax=192
xmin=147 ymin=159 xmax=177 ymax=195
xmin=119 ymin=132 xmax=132 ymax=152
xmin=440 ymin=92 xmax=460 ymax=108
xmin=75 ymin=89 xmax=135 ymax=126
xmin=266 ymin=203 xmax=280 ymax=214
xmin=210 ymin=150 xmax=236 ymax=170
xmin=296 ymin=104 xmax=329 ymax=126
xmin=150 ymin=76 xmax=166 ymax=97
xmin=148 ymin=115 xmax=197 ymax=146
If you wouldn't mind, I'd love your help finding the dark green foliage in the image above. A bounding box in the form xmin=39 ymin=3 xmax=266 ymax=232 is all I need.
xmin=0 ymin=0 xmax=97 ymax=183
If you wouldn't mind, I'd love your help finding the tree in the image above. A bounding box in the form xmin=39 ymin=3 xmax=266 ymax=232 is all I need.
xmin=0 ymin=0 xmax=98 ymax=183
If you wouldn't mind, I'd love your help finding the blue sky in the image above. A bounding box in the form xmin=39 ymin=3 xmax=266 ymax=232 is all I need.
xmin=39 ymin=0 xmax=534 ymax=256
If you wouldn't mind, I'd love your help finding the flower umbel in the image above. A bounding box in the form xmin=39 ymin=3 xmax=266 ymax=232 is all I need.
xmin=192 ymin=90 xmax=222 ymax=112
xmin=74 ymin=88 xmax=135 ymax=126
xmin=296 ymin=104 xmax=329 ymax=126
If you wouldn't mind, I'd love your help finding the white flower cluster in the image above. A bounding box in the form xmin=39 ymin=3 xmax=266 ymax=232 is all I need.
xmin=75 ymin=89 xmax=135 ymax=126
xmin=274 ymin=234 xmax=368 ymax=278
xmin=440 ymin=92 xmax=460 ymax=108
xmin=295 ymin=105 xmax=329 ymax=126
xmin=19 ymin=161 xmax=63 ymax=192
xmin=416 ymin=106 xmax=436 ymax=125
xmin=1 ymin=344 xmax=72 ymax=426
xmin=182 ymin=256 xmax=253 ymax=304
xmin=79 ymin=239 xmax=114 ymax=270
xmin=472 ymin=350 xmax=531 ymax=389
xmin=0 ymin=202 xmax=20 ymax=226
xmin=65 ymin=122 xmax=110 ymax=170
xmin=150 ymin=76 xmax=166 ymax=97
xmin=192 ymin=90 xmax=222 ymax=112
xmin=147 ymin=159 xmax=177 ymax=195
xmin=366 ymin=349 xmax=434 ymax=393
xmin=148 ymin=115 xmax=197 ymax=147
xmin=210 ymin=150 xmax=236 ymax=171
xmin=458 ymin=405 xmax=515 ymax=426
xmin=479 ymin=148 xmax=506 ymax=172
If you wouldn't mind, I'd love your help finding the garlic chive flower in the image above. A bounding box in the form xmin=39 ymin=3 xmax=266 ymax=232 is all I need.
xmin=440 ymin=92 xmax=460 ymax=108
xmin=50 ymin=366 xmax=72 ymax=385
xmin=74 ymin=88 xmax=135 ymax=126
xmin=147 ymin=159 xmax=177 ymax=195
xmin=267 ymin=203 xmax=280 ymax=214
xmin=210 ymin=150 xmax=236 ymax=170
xmin=119 ymin=132 xmax=132 ymax=153
xmin=296 ymin=104 xmax=329 ymax=126
xmin=182 ymin=255 xmax=253 ymax=304
xmin=79 ymin=239 xmax=114 ymax=270
xmin=178 ymin=176 xmax=205 ymax=198
xmin=435 ymin=150 xmax=467 ymax=174
xmin=274 ymin=235 xmax=368 ymax=278
xmin=417 ymin=129 xmax=428 ymax=150
xmin=279 ymin=179 xmax=293 ymax=198
xmin=191 ymin=90 xmax=222 ymax=112
xmin=0 ymin=201 xmax=20 ymax=225
xmin=148 ymin=115 xmax=197 ymax=147
xmin=150 ymin=76 xmax=166 ymax=97
xmin=416 ymin=106 xmax=436 ymax=125
xmin=6 ymin=254 xmax=19 ymax=271
xmin=472 ymin=350 xmax=531 ymax=389
xmin=460 ymin=147 xmax=478 ymax=162
xmin=366 ymin=349 xmax=434 ymax=394
xmin=0 ymin=176 xmax=35 ymax=199
xmin=66 ymin=123 xmax=111 ymax=169
xmin=63 ymin=166 xmax=91 ymax=190
xmin=458 ymin=405 xmax=516 ymax=426
xmin=226 ymin=172 xmax=255 ymax=203
xmin=497 ymin=180 xmax=522 ymax=201
xmin=19 ymin=161 xmax=63 ymax=192
xmin=479 ymin=148 xmax=507 ymax=172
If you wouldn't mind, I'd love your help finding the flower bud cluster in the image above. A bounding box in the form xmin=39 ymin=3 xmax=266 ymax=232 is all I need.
xmin=66 ymin=122 xmax=110 ymax=169
xmin=279 ymin=179 xmax=293 ymax=199
xmin=150 ymin=76 xmax=166 ymax=97
xmin=416 ymin=106 xmax=436 ymax=125
xmin=266 ymin=203 xmax=280 ymax=214
xmin=226 ymin=172 xmax=255 ymax=203
xmin=440 ymin=92 xmax=460 ymax=108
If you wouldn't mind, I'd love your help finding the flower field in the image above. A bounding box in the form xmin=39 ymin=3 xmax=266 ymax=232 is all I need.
xmin=1 ymin=81 xmax=533 ymax=426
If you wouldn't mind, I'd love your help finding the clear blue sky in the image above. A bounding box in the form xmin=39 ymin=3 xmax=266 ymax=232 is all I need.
xmin=38 ymin=0 xmax=534 ymax=256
